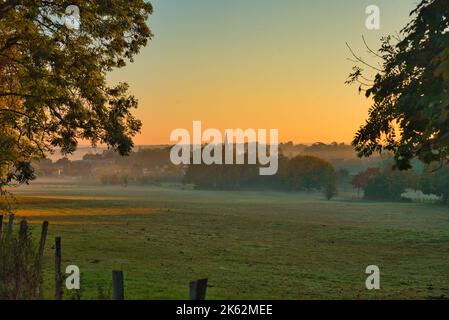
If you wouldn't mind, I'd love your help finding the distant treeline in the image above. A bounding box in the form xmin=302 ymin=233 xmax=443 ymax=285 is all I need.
xmin=184 ymin=154 xmax=338 ymax=200
xmin=34 ymin=147 xmax=183 ymax=185
xmin=32 ymin=143 xmax=449 ymax=203
xmin=34 ymin=145 xmax=341 ymax=198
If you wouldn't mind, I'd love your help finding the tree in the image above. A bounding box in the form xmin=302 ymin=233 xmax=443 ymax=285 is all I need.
xmin=0 ymin=1 xmax=153 ymax=194
xmin=356 ymin=166 xmax=417 ymax=201
xmin=277 ymin=155 xmax=337 ymax=199
xmin=183 ymin=151 xmax=338 ymax=198
xmin=183 ymin=144 xmax=265 ymax=190
xmin=324 ymin=180 xmax=337 ymax=201
xmin=337 ymin=168 xmax=350 ymax=183
xmin=351 ymin=168 xmax=380 ymax=196
xmin=420 ymin=166 xmax=449 ymax=203
xmin=347 ymin=0 xmax=449 ymax=170
xmin=363 ymin=174 xmax=402 ymax=202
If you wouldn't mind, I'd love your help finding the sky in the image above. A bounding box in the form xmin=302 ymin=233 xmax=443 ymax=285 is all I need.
xmin=107 ymin=0 xmax=418 ymax=145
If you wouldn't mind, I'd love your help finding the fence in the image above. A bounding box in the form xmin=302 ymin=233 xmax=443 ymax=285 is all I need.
xmin=0 ymin=214 xmax=209 ymax=300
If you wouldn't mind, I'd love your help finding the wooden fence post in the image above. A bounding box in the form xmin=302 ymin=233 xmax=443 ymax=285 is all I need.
xmin=55 ymin=236 xmax=63 ymax=300
xmin=112 ymin=270 xmax=124 ymax=300
xmin=7 ymin=213 xmax=14 ymax=234
xmin=19 ymin=219 xmax=28 ymax=242
xmin=0 ymin=214 xmax=3 ymax=238
xmin=35 ymin=221 xmax=49 ymax=271
xmin=37 ymin=221 xmax=49 ymax=261
xmin=189 ymin=278 xmax=208 ymax=300
xmin=33 ymin=221 xmax=49 ymax=298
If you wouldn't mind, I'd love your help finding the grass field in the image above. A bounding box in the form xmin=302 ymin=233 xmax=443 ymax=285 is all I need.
xmin=7 ymin=178 xmax=449 ymax=300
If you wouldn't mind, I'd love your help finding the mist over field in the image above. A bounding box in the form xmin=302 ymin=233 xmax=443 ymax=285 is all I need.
xmin=1 ymin=0 xmax=449 ymax=303
xmin=1 ymin=140 xmax=443 ymax=299
xmin=11 ymin=178 xmax=449 ymax=300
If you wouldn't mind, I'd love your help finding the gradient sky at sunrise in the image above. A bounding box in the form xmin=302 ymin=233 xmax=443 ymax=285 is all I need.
xmin=107 ymin=0 xmax=418 ymax=145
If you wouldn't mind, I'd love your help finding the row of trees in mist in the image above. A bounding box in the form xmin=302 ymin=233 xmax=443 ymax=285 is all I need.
xmin=184 ymin=155 xmax=337 ymax=199
xmin=32 ymin=145 xmax=344 ymax=200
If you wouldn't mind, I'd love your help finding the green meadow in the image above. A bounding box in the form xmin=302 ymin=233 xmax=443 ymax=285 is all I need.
xmin=8 ymin=179 xmax=449 ymax=300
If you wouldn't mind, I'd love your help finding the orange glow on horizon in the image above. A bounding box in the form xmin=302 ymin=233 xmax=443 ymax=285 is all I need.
xmin=105 ymin=0 xmax=415 ymax=146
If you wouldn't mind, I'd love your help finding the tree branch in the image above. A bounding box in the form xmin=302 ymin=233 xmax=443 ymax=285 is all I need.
xmin=346 ymin=42 xmax=383 ymax=72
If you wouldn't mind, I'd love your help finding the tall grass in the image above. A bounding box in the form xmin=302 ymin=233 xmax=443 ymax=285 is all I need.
xmin=0 ymin=222 xmax=42 ymax=300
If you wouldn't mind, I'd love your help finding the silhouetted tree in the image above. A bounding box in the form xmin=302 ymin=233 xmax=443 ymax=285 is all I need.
xmin=348 ymin=0 xmax=449 ymax=169
xmin=0 ymin=1 xmax=153 ymax=194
